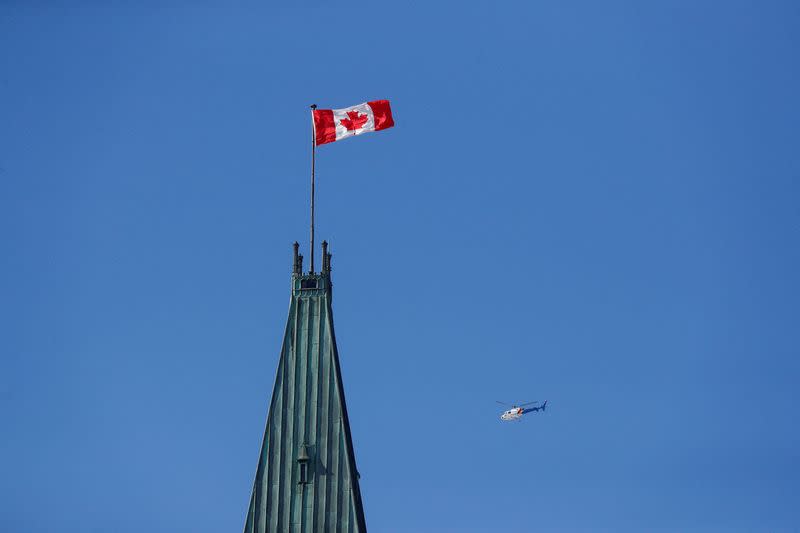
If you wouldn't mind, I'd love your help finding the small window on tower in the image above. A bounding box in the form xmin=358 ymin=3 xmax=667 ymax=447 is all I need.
xmin=297 ymin=444 xmax=311 ymax=486
xmin=301 ymin=279 xmax=318 ymax=289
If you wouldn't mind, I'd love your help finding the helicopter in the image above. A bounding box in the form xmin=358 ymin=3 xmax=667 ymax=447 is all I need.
xmin=497 ymin=400 xmax=548 ymax=421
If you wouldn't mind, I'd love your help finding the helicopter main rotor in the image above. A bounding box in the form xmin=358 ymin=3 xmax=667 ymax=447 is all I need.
xmin=496 ymin=400 xmax=539 ymax=408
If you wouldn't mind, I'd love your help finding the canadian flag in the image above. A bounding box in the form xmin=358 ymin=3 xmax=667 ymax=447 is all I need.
xmin=313 ymin=100 xmax=394 ymax=146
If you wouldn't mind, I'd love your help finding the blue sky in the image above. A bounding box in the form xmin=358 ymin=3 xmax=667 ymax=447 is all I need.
xmin=1 ymin=1 xmax=799 ymax=531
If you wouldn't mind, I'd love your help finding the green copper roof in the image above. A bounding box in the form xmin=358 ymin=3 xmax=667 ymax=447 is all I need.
xmin=244 ymin=243 xmax=367 ymax=533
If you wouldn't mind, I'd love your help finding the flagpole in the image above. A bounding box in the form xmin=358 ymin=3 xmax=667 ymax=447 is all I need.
xmin=310 ymin=104 xmax=317 ymax=274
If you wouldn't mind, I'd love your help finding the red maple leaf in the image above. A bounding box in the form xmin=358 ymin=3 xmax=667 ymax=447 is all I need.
xmin=339 ymin=110 xmax=369 ymax=131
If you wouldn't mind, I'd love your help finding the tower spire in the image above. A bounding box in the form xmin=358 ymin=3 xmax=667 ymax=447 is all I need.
xmin=243 ymin=243 xmax=366 ymax=532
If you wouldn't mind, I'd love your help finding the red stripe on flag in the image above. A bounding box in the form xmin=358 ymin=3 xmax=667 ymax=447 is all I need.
xmin=313 ymin=109 xmax=336 ymax=146
xmin=367 ymin=100 xmax=394 ymax=131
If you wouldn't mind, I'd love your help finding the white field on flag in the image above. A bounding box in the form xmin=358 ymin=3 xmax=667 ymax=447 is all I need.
xmin=333 ymin=102 xmax=376 ymax=141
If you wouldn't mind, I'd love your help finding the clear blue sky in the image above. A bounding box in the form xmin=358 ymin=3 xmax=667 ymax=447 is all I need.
xmin=1 ymin=2 xmax=799 ymax=532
